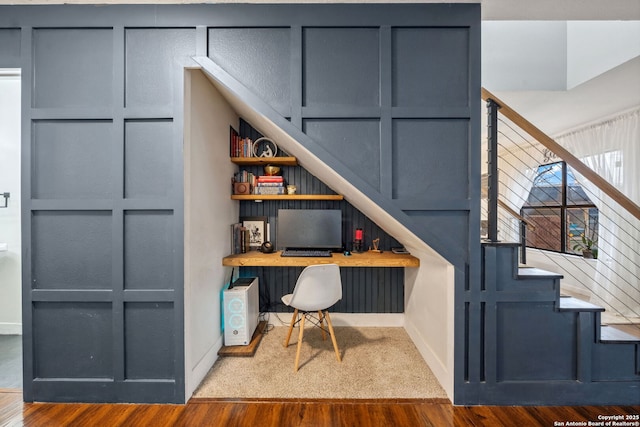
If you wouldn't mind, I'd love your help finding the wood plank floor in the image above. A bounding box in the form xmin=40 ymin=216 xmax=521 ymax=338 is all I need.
xmin=0 ymin=335 xmax=22 ymax=389
xmin=1 ymin=391 xmax=639 ymax=427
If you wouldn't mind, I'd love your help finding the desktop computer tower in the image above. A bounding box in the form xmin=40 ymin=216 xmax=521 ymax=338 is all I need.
xmin=223 ymin=277 xmax=259 ymax=346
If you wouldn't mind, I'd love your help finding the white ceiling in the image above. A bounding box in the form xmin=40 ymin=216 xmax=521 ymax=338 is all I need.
xmin=490 ymin=56 xmax=640 ymax=138
xmin=481 ymin=0 xmax=640 ymax=20
xmin=480 ymin=0 xmax=640 ymax=137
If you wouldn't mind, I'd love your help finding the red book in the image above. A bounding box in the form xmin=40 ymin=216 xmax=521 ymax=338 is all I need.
xmin=230 ymin=127 xmax=239 ymax=157
xmin=257 ymin=176 xmax=284 ymax=182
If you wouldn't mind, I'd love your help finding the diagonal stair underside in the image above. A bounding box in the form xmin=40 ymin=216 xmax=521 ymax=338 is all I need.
xmin=193 ymin=56 xmax=467 ymax=266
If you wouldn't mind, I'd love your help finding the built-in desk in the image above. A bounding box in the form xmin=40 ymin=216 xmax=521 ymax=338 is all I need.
xmin=222 ymin=250 xmax=419 ymax=268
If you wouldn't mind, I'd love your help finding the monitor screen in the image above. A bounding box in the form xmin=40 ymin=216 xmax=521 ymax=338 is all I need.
xmin=277 ymin=209 xmax=342 ymax=250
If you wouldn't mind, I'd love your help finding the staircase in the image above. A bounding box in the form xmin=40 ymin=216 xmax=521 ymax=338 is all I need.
xmin=478 ymin=87 xmax=640 ymax=403
xmin=481 ymin=242 xmax=639 ymax=404
xmin=482 ymin=89 xmax=640 ymax=330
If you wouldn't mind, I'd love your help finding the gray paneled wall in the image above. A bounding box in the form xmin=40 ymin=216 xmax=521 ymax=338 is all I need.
xmin=124 ymin=120 xmax=174 ymax=198
xmin=391 ymin=27 xmax=470 ymax=108
xmin=32 ymin=121 xmax=114 ymax=198
xmin=303 ymin=28 xmax=380 ymax=108
xmin=1 ymin=4 xmax=480 ymax=404
xmin=0 ymin=29 xmax=21 ymax=68
xmin=209 ymin=27 xmax=291 ymax=116
xmin=32 ymin=211 xmax=112 ymax=289
xmin=210 ymin=20 xmax=478 ymax=265
xmin=304 ymin=119 xmax=382 ymax=191
xmin=8 ymin=16 xmax=195 ymax=403
xmin=33 ymin=29 xmax=114 ymax=108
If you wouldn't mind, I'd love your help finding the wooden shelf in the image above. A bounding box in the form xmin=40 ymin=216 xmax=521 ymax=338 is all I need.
xmin=230 ymin=154 xmax=343 ymax=200
xmin=231 ymin=194 xmax=343 ymax=201
xmin=231 ymin=157 xmax=298 ymax=166
xmin=223 ymin=250 xmax=420 ymax=268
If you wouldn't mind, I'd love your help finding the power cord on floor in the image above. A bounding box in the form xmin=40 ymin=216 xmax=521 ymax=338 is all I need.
xmin=258 ymin=312 xmax=274 ymax=335
xmin=272 ymin=311 xmax=293 ymax=326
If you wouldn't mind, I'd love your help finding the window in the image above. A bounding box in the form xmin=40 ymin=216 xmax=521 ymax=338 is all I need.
xmin=521 ymin=161 xmax=598 ymax=257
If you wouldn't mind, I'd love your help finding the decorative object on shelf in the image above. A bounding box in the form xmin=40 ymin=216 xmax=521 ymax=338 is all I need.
xmin=260 ymin=241 xmax=274 ymax=253
xmin=287 ymin=185 xmax=296 ymax=195
xmin=370 ymin=237 xmax=381 ymax=253
xmin=263 ymin=165 xmax=281 ymax=176
xmin=232 ymin=170 xmax=257 ymax=196
xmin=353 ymin=228 xmax=364 ymax=253
xmin=233 ymin=182 xmax=251 ymax=195
xmin=252 ymin=137 xmax=278 ymax=158
xmin=391 ymin=246 xmax=410 ymax=255
xmin=241 ymin=216 xmax=268 ymax=250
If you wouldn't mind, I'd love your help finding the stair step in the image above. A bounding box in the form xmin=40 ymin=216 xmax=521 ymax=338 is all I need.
xmin=517 ymin=267 xmax=563 ymax=280
xmin=482 ymin=241 xmax=520 ymax=248
xmin=558 ymin=296 xmax=605 ymax=312
xmin=600 ymin=324 xmax=640 ymax=343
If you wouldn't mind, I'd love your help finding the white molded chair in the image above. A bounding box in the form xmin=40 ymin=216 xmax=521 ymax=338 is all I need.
xmin=281 ymin=264 xmax=342 ymax=372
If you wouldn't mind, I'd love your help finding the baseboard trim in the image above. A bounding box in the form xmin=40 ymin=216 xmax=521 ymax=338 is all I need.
xmin=266 ymin=312 xmax=404 ymax=327
xmin=0 ymin=323 xmax=22 ymax=335
xmin=403 ymin=318 xmax=452 ymax=400
xmin=189 ymin=396 xmax=451 ymax=404
xmin=186 ymin=335 xmax=223 ymax=400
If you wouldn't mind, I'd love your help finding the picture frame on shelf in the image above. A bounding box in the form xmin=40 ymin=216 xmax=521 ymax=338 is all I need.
xmin=241 ymin=216 xmax=268 ymax=250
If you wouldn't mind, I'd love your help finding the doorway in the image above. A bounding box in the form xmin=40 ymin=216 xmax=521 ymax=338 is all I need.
xmin=0 ymin=69 xmax=22 ymax=390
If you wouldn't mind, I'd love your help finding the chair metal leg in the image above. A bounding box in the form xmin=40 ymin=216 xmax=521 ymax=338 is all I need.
xmin=324 ymin=311 xmax=341 ymax=362
xmin=284 ymin=308 xmax=298 ymax=348
xmin=294 ymin=314 xmax=305 ymax=372
xmin=318 ymin=310 xmax=327 ymax=341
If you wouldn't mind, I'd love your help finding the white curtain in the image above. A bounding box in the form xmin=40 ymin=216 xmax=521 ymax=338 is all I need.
xmin=556 ymin=109 xmax=640 ymax=318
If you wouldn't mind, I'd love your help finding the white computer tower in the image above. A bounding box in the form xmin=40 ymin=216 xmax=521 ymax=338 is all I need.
xmin=223 ymin=277 xmax=259 ymax=346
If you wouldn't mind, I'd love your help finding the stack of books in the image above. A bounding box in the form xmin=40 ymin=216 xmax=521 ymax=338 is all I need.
xmin=233 ymin=170 xmax=257 ymax=187
xmin=254 ymin=175 xmax=285 ymax=195
xmin=230 ymin=128 xmax=254 ymax=158
xmin=230 ymin=223 xmax=250 ymax=254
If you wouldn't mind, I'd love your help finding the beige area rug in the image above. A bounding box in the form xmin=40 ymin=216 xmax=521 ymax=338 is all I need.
xmin=193 ymin=325 xmax=448 ymax=400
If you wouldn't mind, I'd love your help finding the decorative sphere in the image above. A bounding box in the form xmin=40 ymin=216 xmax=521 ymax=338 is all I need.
xmin=263 ymin=165 xmax=281 ymax=176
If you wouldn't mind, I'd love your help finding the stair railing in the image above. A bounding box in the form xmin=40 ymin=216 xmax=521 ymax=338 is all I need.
xmin=482 ymin=88 xmax=640 ymax=329
xmin=483 ymin=88 xmax=640 ymax=221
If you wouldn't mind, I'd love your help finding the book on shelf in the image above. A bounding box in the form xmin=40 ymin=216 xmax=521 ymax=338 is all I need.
xmin=242 ymin=228 xmax=249 ymax=253
xmin=253 ymin=187 xmax=287 ymax=195
xmin=233 ymin=171 xmax=257 ymax=185
xmin=229 ymin=127 xmax=254 ymax=158
xmin=256 ymin=175 xmax=284 ymax=182
xmin=255 ymin=182 xmax=284 ymax=187
xmin=230 ymin=223 xmax=249 ymax=254
xmin=230 ymin=223 xmax=240 ymax=254
xmin=230 ymin=127 xmax=239 ymax=157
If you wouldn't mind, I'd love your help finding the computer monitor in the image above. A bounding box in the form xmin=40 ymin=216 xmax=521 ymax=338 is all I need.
xmin=276 ymin=209 xmax=342 ymax=251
